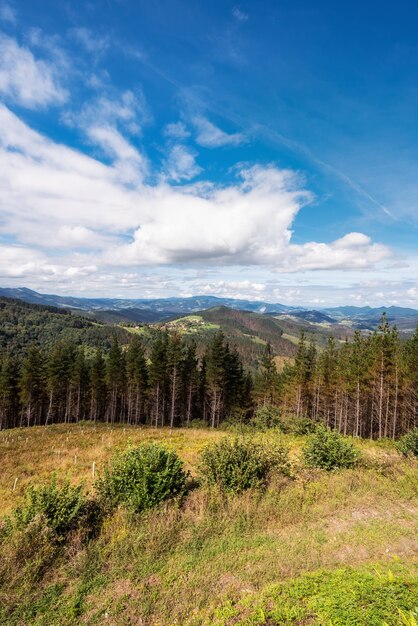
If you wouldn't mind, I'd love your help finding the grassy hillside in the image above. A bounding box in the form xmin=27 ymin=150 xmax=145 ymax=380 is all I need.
xmin=0 ymin=424 xmax=417 ymax=625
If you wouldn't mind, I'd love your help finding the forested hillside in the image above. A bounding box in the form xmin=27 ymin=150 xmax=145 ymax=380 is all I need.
xmin=0 ymin=298 xmax=131 ymax=353
xmin=0 ymin=296 xmax=416 ymax=438
xmin=161 ymin=306 xmax=298 ymax=367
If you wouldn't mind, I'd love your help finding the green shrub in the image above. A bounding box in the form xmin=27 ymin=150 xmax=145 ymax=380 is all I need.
xmin=11 ymin=475 xmax=86 ymax=542
xmin=251 ymin=405 xmax=283 ymax=431
xmin=303 ymin=427 xmax=360 ymax=470
xmin=280 ymin=414 xmax=317 ymax=435
xmin=199 ymin=437 xmax=290 ymax=493
xmin=396 ymin=429 xmax=418 ymax=458
xmin=96 ymin=443 xmax=188 ymax=513
xmin=291 ymin=416 xmax=317 ymax=435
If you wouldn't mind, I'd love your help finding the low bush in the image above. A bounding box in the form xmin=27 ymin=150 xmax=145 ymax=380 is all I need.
xmin=285 ymin=415 xmax=318 ymax=435
xmin=199 ymin=436 xmax=290 ymax=493
xmin=10 ymin=475 xmax=87 ymax=542
xmin=250 ymin=404 xmax=283 ymax=431
xmin=96 ymin=443 xmax=188 ymax=513
xmin=303 ymin=427 xmax=360 ymax=470
xmin=396 ymin=429 xmax=418 ymax=458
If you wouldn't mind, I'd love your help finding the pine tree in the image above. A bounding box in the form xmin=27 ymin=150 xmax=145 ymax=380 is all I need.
xmin=167 ymin=333 xmax=183 ymax=430
xmin=71 ymin=348 xmax=90 ymax=423
xmin=90 ymin=349 xmax=106 ymax=423
xmin=206 ymin=331 xmax=227 ymax=427
xmin=259 ymin=342 xmax=278 ymax=405
xmin=181 ymin=340 xmax=198 ymax=425
xmin=0 ymin=354 xmax=19 ymax=430
xmin=106 ymin=337 xmax=125 ymax=423
xmin=126 ymin=336 xmax=148 ymax=425
xmin=19 ymin=345 xmax=45 ymax=427
xmin=149 ymin=331 xmax=168 ymax=427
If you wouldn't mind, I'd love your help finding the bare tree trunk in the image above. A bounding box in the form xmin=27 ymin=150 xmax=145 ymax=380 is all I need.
xmin=186 ymin=383 xmax=192 ymax=424
xmin=170 ymin=367 xmax=177 ymax=432
xmin=392 ymin=363 xmax=399 ymax=439
xmin=211 ymin=389 xmax=217 ymax=428
xmin=378 ymin=354 xmax=384 ymax=439
xmin=45 ymin=390 xmax=53 ymax=426
xmin=155 ymin=384 xmax=160 ymax=428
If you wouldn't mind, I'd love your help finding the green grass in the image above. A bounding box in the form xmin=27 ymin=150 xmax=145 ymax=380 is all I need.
xmin=210 ymin=565 xmax=418 ymax=625
xmin=0 ymin=424 xmax=417 ymax=625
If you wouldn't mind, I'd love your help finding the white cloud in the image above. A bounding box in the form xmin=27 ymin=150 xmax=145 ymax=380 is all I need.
xmin=62 ymin=89 xmax=150 ymax=181
xmin=0 ymin=2 xmax=16 ymax=24
xmin=0 ymin=33 xmax=66 ymax=107
xmin=68 ymin=27 xmax=109 ymax=57
xmin=232 ymin=7 xmax=248 ymax=22
xmin=63 ymin=89 xmax=150 ymax=135
xmin=0 ymin=104 xmax=392 ymax=294
xmin=192 ymin=115 xmax=245 ymax=148
xmin=86 ymin=125 xmax=148 ymax=182
xmin=285 ymin=233 xmax=388 ymax=271
xmin=198 ymin=280 xmax=265 ymax=300
xmin=164 ymin=121 xmax=190 ymax=139
xmin=163 ymin=145 xmax=202 ymax=182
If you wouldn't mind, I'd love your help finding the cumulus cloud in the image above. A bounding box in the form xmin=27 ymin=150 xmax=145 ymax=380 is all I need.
xmin=0 ymin=33 xmax=66 ymax=107
xmin=192 ymin=115 xmax=245 ymax=147
xmin=0 ymin=104 xmax=391 ymax=291
xmin=285 ymin=233 xmax=388 ymax=271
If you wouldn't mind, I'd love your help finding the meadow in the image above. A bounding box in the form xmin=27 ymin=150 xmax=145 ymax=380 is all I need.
xmin=0 ymin=423 xmax=417 ymax=625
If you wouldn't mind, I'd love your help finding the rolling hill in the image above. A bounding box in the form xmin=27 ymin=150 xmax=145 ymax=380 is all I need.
xmin=0 ymin=297 xmax=132 ymax=354
xmin=0 ymin=287 xmax=295 ymax=321
xmin=1 ymin=287 xmax=417 ymax=336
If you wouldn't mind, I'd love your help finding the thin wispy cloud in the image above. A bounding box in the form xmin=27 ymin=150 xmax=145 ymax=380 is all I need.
xmin=0 ymin=1 xmax=16 ymax=25
xmin=68 ymin=27 xmax=110 ymax=60
xmin=164 ymin=121 xmax=191 ymax=140
xmin=0 ymin=33 xmax=67 ymax=107
xmin=192 ymin=115 xmax=245 ymax=148
xmin=232 ymin=7 xmax=248 ymax=22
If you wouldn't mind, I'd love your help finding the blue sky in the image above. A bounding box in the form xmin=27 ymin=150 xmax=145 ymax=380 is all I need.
xmin=0 ymin=0 xmax=417 ymax=306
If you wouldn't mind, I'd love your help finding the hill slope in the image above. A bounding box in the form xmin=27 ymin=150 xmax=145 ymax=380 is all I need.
xmin=161 ymin=306 xmax=299 ymax=367
xmin=0 ymin=297 xmax=132 ymax=353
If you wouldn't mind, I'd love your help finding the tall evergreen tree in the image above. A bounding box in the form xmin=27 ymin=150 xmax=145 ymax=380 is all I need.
xmin=90 ymin=349 xmax=107 ymax=423
xmin=19 ymin=345 xmax=45 ymax=427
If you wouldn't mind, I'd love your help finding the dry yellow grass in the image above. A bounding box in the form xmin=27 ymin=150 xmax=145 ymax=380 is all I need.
xmin=0 ymin=423 xmax=409 ymax=516
xmin=0 ymin=423 xmax=225 ymax=515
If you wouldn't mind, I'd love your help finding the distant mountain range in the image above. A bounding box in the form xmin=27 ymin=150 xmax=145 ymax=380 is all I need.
xmin=0 ymin=288 xmax=295 ymax=319
xmin=0 ymin=287 xmax=417 ymax=332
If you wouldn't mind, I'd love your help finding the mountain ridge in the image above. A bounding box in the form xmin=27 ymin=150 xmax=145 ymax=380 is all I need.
xmin=0 ymin=287 xmax=417 ymax=331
